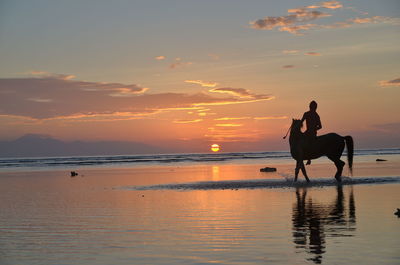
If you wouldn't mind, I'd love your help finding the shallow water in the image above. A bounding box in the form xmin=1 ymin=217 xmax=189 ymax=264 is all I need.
xmin=0 ymin=162 xmax=399 ymax=264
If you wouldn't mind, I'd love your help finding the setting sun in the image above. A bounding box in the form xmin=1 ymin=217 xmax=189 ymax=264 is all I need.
xmin=211 ymin=144 xmax=220 ymax=152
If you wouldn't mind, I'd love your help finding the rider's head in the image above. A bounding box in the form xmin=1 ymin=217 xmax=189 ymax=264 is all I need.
xmin=309 ymin=100 xmax=317 ymax=111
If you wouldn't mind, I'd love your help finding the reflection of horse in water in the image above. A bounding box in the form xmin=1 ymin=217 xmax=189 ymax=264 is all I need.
xmin=289 ymin=119 xmax=354 ymax=182
xmin=292 ymin=186 xmax=356 ymax=264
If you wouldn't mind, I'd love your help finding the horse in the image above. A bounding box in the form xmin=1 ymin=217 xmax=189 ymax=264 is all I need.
xmin=288 ymin=119 xmax=353 ymax=182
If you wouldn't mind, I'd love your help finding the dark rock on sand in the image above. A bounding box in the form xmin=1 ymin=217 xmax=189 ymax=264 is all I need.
xmin=395 ymin=208 xmax=400 ymax=217
xmin=376 ymin=159 xmax=387 ymax=162
xmin=260 ymin=167 xmax=277 ymax=172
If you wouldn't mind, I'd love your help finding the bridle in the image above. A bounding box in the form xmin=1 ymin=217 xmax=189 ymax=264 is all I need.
xmin=283 ymin=124 xmax=292 ymax=139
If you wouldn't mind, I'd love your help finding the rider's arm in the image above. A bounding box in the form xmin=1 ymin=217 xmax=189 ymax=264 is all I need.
xmin=316 ymin=114 xmax=322 ymax=130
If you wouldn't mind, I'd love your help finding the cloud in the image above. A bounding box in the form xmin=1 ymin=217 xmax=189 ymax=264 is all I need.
xmin=155 ymin=55 xmax=166 ymax=60
xmin=319 ymin=1 xmax=343 ymax=9
xmin=251 ymin=1 xmax=398 ymax=35
xmin=0 ymin=74 xmax=274 ymax=120
xmin=305 ymin=51 xmax=321 ymax=56
xmin=379 ymin=77 xmax=400 ymax=87
xmin=209 ymin=87 xmax=254 ymax=98
xmin=169 ymin=58 xmax=193 ymax=69
xmin=29 ymin=70 xmax=76 ymax=80
xmin=282 ymin=65 xmax=295 ymax=69
xmin=214 ymin=116 xmax=288 ymax=121
xmin=250 ymin=8 xmax=331 ymax=35
xmin=173 ymin=119 xmax=203 ymax=124
xmin=185 ymin=80 xmax=218 ymax=88
xmin=215 ymin=124 xmax=243 ymax=127
xmin=278 ymin=23 xmax=319 ymax=35
xmin=108 ymin=86 xmax=149 ymax=97
xmin=214 ymin=117 xmax=249 ymax=121
xmin=282 ymin=50 xmax=299 ymax=54
xmin=323 ymin=16 xmax=400 ymax=29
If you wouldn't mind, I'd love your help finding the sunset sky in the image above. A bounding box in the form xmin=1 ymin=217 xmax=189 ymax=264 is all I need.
xmin=0 ymin=0 xmax=399 ymax=152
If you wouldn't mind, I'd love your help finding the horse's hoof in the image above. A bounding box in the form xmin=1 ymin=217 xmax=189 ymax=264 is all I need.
xmin=335 ymin=176 xmax=342 ymax=182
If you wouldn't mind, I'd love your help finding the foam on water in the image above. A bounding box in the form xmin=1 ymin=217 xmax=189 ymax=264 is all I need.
xmin=126 ymin=176 xmax=400 ymax=191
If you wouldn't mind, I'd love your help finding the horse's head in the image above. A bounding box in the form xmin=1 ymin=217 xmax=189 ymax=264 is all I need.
xmin=283 ymin=119 xmax=303 ymax=139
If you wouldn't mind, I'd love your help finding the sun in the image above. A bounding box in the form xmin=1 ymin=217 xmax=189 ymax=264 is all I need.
xmin=211 ymin=144 xmax=220 ymax=152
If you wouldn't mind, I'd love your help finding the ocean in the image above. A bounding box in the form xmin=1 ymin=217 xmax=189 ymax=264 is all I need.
xmin=1 ymin=148 xmax=399 ymax=171
xmin=0 ymin=149 xmax=399 ymax=264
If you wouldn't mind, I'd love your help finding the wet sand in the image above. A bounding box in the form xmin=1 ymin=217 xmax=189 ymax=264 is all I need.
xmin=0 ymin=159 xmax=399 ymax=264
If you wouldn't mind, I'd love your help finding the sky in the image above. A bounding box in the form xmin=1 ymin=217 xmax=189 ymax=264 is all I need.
xmin=0 ymin=0 xmax=399 ymax=152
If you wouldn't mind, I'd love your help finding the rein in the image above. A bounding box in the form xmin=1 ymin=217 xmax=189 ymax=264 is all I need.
xmin=283 ymin=124 xmax=292 ymax=139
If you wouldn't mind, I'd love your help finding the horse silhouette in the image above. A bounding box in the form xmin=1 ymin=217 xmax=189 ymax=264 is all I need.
xmin=289 ymin=119 xmax=353 ymax=182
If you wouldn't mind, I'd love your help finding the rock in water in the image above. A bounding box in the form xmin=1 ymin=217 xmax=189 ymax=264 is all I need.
xmin=395 ymin=208 xmax=400 ymax=217
xmin=376 ymin=159 xmax=387 ymax=162
xmin=70 ymin=171 xmax=78 ymax=177
xmin=260 ymin=167 xmax=277 ymax=172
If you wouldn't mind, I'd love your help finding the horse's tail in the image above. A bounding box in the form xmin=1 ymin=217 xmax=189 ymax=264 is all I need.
xmin=344 ymin=136 xmax=354 ymax=175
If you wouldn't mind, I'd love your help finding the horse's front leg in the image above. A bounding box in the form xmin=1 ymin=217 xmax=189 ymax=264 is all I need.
xmin=299 ymin=160 xmax=310 ymax=182
xmin=294 ymin=160 xmax=301 ymax=182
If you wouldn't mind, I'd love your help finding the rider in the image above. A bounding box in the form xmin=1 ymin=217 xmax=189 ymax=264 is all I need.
xmin=301 ymin=100 xmax=322 ymax=165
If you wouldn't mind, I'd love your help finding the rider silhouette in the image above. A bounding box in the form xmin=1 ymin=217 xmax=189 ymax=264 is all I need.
xmin=301 ymin=100 xmax=322 ymax=165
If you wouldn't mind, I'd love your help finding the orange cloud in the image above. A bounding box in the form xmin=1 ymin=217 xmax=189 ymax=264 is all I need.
xmin=173 ymin=119 xmax=203 ymax=124
xmin=215 ymin=116 xmax=287 ymax=121
xmin=0 ymin=74 xmax=275 ymax=120
xmin=109 ymin=87 xmax=149 ymax=97
xmin=319 ymin=1 xmax=343 ymax=9
xmin=322 ymin=1 xmax=342 ymax=9
xmin=279 ymin=23 xmax=319 ymax=35
xmin=282 ymin=50 xmax=299 ymax=54
xmin=155 ymin=55 xmax=166 ymax=60
xmin=282 ymin=65 xmax=295 ymax=69
xmin=185 ymin=80 xmax=218 ymax=87
xmin=29 ymin=70 xmax=76 ymax=80
xmin=169 ymin=58 xmax=193 ymax=69
xmin=251 ymin=1 xmax=398 ymax=35
xmin=379 ymin=78 xmax=400 ymax=87
xmin=322 ymin=16 xmax=400 ymax=29
xmin=209 ymin=87 xmax=253 ymax=98
xmin=215 ymin=124 xmax=243 ymax=127
xmin=251 ymin=9 xmax=330 ymax=34
xmin=214 ymin=117 xmax=250 ymax=121
xmin=305 ymin=52 xmax=321 ymax=56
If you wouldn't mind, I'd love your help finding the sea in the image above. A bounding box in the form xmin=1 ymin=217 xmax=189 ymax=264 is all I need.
xmin=0 ymin=148 xmax=399 ymax=265
xmin=1 ymin=148 xmax=399 ymax=171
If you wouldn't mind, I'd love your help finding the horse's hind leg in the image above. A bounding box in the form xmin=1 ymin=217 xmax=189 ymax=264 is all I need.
xmin=328 ymin=156 xmax=345 ymax=182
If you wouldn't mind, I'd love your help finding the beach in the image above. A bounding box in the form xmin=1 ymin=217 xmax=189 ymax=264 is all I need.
xmin=0 ymin=154 xmax=399 ymax=265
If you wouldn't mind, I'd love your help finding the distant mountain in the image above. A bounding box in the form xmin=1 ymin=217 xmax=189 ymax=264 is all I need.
xmin=0 ymin=134 xmax=167 ymax=157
